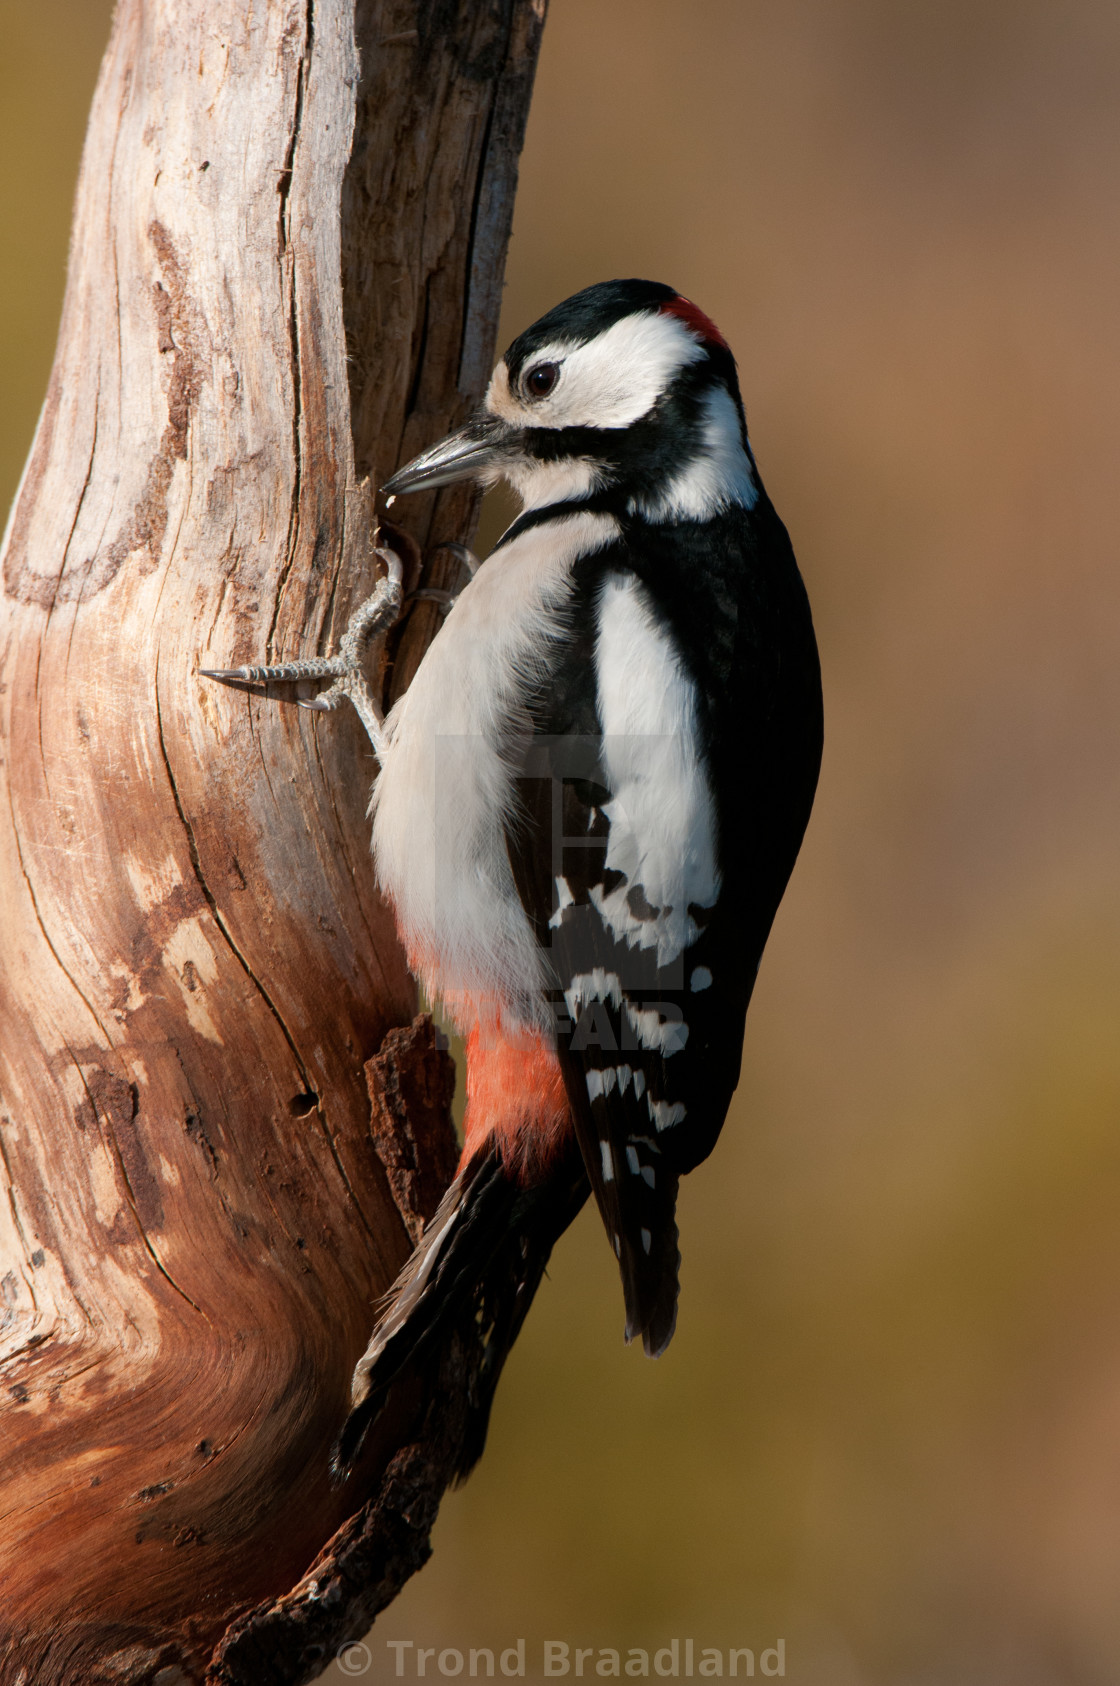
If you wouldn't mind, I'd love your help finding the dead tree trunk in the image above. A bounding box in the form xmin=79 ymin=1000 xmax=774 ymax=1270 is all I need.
xmin=0 ymin=3 xmax=545 ymax=1682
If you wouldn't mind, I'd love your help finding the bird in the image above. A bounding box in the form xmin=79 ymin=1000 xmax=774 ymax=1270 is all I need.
xmin=205 ymin=278 xmax=823 ymax=1480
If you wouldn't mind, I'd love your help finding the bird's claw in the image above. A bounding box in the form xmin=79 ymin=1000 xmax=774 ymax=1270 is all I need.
xmin=201 ymin=546 xmax=404 ymax=760
xmin=407 ymin=587 xmax=457 ymax=615
xmin=431 ymin=541 xmax=479 ymax=580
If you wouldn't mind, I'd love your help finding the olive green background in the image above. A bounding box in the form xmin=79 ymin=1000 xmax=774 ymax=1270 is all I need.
xmin=4 ymin=4 xmax=1120 ymax=1682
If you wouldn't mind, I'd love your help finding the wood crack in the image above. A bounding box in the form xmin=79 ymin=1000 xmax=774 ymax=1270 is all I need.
xmin=75 ymin=1063 xmax=207 ymax=1320
xmin=4 ymin=779 xmax=110 ymax=1048
xmin=155 ymin=672 xmax=380 ymax=1242
xmin=154 ymin=679 xmax=314 ymax=1097
xmin=267 ymin=0 xmax=314 ymax=665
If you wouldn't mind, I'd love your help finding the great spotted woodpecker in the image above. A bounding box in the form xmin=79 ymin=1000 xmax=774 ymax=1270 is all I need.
xmin=206 ymin=279 xmax=822 ymax=1478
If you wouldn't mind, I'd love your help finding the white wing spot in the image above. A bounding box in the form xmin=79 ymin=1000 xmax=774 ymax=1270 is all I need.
xmin=642 ymin=1166 xmax=656 ymax=1187
xmin=585 ymin=1067 xmax=618 ymax=1102
xmin=566 ymin=969 xmax=623 ymax=1020
xmin=633 ymin=1070 xmax=646 ymax=1101
xmin=625 ymin=1002 xmax=688 ymax=1057
xmin=617 ymin=1063 xmax=632 ymax=1094
xmin=641 ymin=1228 xmax=652 ymax=1255
xmin=549 ymin=876 xmax=576 ymax=930
xmin=601 ymin=1141 xmax=615 ymax=1182
xmin=690 ymin=966 xmax=713 ymax=992
xmin=625 ymin=1145 xmax=640 ymax=1175
xmin=648 ymin=1097 xmax=687 ymax=1133
xmin=613 ymin=1232 xmax=621 ymax=1258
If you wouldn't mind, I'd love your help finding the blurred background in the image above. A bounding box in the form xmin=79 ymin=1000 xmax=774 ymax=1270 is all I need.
xmin=5 ymin=3 xmax=1120 ymax=1681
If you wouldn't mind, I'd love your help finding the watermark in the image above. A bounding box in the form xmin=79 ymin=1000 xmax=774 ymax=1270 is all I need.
xmin=337 ymin=1643 xmax=375 ymax=1677
xmin=429 ymin=730 xmax=704 ymax=998
xmin=336 ymin=1638 xmax=786 ymax=1679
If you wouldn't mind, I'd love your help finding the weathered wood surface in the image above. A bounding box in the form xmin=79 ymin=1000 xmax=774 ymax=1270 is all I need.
xmin=0 ymin=2 xmax=545 ymax=1681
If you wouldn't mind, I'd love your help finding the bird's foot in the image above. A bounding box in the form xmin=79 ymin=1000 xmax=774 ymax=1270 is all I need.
xmin=201 ymin=546 xmax=404 ymax=760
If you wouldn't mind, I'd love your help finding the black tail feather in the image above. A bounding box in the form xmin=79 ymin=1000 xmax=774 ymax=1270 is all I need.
xmin=333 ymin=1142 xmax=588 ymax=1482
xmin=620 ymin=1188 xmax=681 ymax=1359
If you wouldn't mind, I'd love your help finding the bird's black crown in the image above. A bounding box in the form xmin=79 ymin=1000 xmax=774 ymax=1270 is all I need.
xmin=503 ymin=279 xmax=680 ymax=383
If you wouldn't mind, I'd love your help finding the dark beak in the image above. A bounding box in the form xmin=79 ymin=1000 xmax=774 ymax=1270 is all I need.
xmin=382 ymin=413 xmax=514 ymax=496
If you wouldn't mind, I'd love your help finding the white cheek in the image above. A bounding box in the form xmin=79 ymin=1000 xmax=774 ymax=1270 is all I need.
xmin=540 ymin=314 xmax=705 ymax=429
xmin=488 ymin=311 xmax=707 ymax=433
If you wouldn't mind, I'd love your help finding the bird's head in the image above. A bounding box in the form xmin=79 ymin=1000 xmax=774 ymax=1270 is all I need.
xmin=382 ymin=279 xmax=757 ymax=521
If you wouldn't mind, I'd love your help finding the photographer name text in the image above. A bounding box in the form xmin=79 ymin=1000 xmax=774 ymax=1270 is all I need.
xmin=337 ymin=1638 xmax=786 ymax=1679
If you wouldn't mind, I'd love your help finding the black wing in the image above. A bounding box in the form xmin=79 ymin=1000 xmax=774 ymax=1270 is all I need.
xmin=505 ymin=491 xmax=823 ymax=1353
xmin=511 ymin=737 xmax=752 ymax=1355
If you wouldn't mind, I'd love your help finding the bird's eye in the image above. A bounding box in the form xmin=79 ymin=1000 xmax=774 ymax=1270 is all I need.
xmin=524 ymin=361 xmax=560 ymax=400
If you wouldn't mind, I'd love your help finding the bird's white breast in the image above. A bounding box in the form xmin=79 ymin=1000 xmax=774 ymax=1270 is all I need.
xmin=371 ymin=510 xmax=619 ymax=1034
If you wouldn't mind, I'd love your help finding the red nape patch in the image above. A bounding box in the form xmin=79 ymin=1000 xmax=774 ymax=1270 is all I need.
xmin=661 ymin=294 xmax=729 ymax=350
